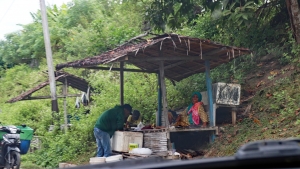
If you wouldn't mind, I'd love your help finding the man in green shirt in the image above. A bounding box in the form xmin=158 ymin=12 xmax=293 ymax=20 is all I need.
xmin=94 ymin=104 xmax=132 ymax=157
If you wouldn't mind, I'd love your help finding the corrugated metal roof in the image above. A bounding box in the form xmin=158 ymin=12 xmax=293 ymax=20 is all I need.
xmin=55 ymin=71 xmax=91 ymax=92
xmin=6 ymin=71 xmax=91 ymax=103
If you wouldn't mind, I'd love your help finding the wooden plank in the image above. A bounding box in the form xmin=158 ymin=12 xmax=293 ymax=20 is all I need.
xmin=142 ymin=128 xmax=166 ymax=132
xmin=143 ymin=132 xmax=167 ymax=135
xmin=169 ymin=127 xmax=218 ymax=132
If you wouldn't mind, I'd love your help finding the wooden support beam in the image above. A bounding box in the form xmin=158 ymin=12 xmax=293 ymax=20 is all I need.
xmin=135 ymin=60 xmax=160 ymax=70
xmin=120 ymin=62 xmax=124 ymax=105
xmin=204 ymin=47 xmax=227 ymax=56
xmin=205 ymin=60 xmax=215 ymax=142
xmin=232 ymin=110 xmax=236 ymax=125
xmin=213 ymin=103 xmax=217 ymax=127
xmin=173 ymin=67 xmax=206 ymax=78
xmin=175 ymin=64 xmax=201 ymax=75
xmin=169 ymin=126 xmax=218 ymax=132
xmin=162 ymin=46 xmax=228 ymax=60
xmin=79 ymin=66 xmax=157 ymax=73
xmin=172 ymin=60 xmax=221 ymax=78
xmin=190 ymin=61 xmax=205 ymax=67
xmin=84 ymin=64 xmax=177 ymax=82
xmin=158 ymin=58 xmax=172 ymax=153
xmin=163 ymin=46 xmax=201 ymax=57
xmin=123 ymin=56 xmax=202 ymax=62
xmin=157 ymin=73 xmax=162 ymax=126
xmin=155 ymin=60 xmax=189 ymax=70
xmin=122 ymin=49 xmax=228 ymax=62
xmin=205 ymin=60 xmax=214 ymax=127
xmin=63 ymin=78 xmax=68 ymax=133
xmin=21 ymin=94 xmax=82 ymax=100
xmin=159 ymin=61 xmax=169 ymax=127
xmin=232 ymin=107 xmax=237 ymax=125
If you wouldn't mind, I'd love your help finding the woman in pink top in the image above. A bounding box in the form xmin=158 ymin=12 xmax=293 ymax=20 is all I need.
xmin=187 ymin=92 xmax=209 ymax=127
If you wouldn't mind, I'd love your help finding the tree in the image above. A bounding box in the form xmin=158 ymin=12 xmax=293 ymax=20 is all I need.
xmin=286 ymin=0 xmax=300 ymax=44
xmin=143 ymin=0 xmax=200 ymax=32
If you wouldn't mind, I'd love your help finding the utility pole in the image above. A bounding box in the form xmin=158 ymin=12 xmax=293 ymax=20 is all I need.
xmin=40 ymin=0 xmax=59 ymax=113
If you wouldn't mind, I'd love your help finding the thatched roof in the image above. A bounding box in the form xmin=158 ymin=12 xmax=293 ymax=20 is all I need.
xmin=6 ymin=71 xmax=91 ymax=103
xmin=56 ymin=33 xmax=251 ymax=81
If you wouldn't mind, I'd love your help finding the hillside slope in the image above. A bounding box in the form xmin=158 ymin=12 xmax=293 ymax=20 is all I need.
xmin=203 ymin=57 xmax=300 ymax=157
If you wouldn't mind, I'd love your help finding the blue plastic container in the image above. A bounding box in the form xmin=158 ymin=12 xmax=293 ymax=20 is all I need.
xmin=20 ymin=140 xmax=31 ymax=154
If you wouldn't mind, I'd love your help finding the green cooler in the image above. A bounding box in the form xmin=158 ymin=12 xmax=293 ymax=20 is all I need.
xmin=0 ymin=130 xmax=6 ymax=140
xmin=16 ymin=125 xmax=34 ymax=154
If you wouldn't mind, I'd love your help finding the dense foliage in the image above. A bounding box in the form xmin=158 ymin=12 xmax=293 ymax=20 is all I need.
xmin=0 ymin=0 xmax=299 ymax=168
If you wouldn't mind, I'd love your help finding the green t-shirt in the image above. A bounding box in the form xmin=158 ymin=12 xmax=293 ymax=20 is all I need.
xmin=94 ymin=105 xmax=125 ymax=137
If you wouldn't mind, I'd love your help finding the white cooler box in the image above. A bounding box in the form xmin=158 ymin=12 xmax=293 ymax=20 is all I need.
xmin=111 ymin=131 xmax=143 ymax=152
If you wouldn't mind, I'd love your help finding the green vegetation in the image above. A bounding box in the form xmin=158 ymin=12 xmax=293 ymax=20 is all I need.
xmin=0 ymin=0 xmax=300 ymax=168
xmin=205 ymin=75 xmax=300 ymax=157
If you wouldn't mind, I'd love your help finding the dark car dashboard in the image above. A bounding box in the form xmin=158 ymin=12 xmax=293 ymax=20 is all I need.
xmin=65 ymin=138 xmax=300 ymax=169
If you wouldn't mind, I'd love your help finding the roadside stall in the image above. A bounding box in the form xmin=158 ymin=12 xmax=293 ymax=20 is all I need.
xmin=56 ymin=33 xmax=251 ymax=159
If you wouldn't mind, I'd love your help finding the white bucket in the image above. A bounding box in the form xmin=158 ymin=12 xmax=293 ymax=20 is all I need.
xmin=89 ymin=157 xmax=106 ymax=165
xmin=105 ymin=155 xmax=123 ymax=163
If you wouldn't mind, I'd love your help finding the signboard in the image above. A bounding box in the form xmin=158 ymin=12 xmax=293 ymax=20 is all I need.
xmin=212 ymin=83 xmax=241 ymax=105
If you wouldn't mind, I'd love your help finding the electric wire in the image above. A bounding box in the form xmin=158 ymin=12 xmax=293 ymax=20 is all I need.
xmin=0 ymin=0 xmax=16 ymax=25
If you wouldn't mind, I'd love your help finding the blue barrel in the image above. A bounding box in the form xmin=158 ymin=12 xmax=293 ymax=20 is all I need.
xmin=20 ymin=140 xmax=31 ymax=154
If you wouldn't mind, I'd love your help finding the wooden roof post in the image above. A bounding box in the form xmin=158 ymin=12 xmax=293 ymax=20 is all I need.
xmin=156 ymin=72 xmax=162 ymax=126
xmin=205 ymin=60 xmax=215 ymax=142
xmin=159 ymin=61 xmax=169 ymax=127
xmin=63 ymin=77 xmax=68 ymax=133
xmin=120 ymin=62 xmax=124 ymax=105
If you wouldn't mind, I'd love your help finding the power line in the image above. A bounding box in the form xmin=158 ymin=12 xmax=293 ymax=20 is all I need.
xmin=0 ymin=0 xmax=16 ymax=24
